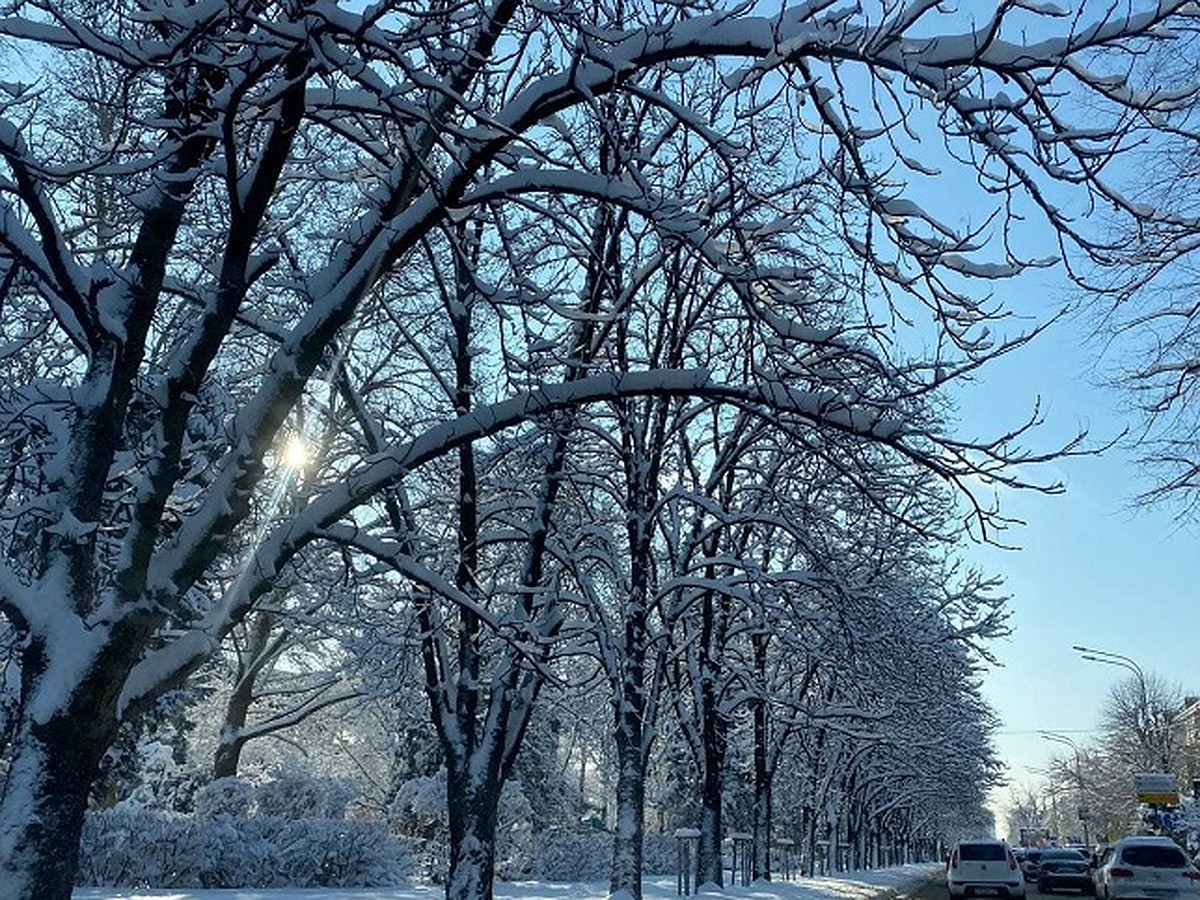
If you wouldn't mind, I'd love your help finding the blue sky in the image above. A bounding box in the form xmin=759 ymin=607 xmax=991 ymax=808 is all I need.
xmin=869 ymin=0 xmax=1200 ymax=826
xmin=950 ymin=276 xmax=1200 ymax=827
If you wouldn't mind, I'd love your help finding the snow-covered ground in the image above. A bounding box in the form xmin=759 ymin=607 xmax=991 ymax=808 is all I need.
xmin=72 ymin=863 xmax=942 ymax=899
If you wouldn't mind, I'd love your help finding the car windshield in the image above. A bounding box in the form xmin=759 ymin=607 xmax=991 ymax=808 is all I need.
xmin=1121 ymin=844 xmax=1188 ymax=868
xmin=960 ymin=843 xmax=1007 ymax=862
xmin=1044 ymin=849 xmax=1086 ymax=860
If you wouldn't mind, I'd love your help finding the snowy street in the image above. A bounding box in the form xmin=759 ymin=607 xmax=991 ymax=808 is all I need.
xmin=71 ymin=864 xmax=943 ymax=900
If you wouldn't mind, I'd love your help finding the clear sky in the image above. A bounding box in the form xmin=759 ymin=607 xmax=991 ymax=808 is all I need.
xmin=949 ymin=271 xmax=1200 ymax=831
xmin=865 ymin=0 xmax=1200 ymax=830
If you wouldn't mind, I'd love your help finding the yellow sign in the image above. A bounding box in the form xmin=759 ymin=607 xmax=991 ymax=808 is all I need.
xmin=1138 ymin=791 xmax=1180 ymax=805
xmin=1135 ymin=773 xmax=1179 ymax=805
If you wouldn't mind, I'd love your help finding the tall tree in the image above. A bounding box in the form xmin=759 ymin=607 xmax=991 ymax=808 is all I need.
xmin=1092 ymin=27 xmax=1200 ymax=519
xmin=0 ymin=3 xmax=1197 ymax=899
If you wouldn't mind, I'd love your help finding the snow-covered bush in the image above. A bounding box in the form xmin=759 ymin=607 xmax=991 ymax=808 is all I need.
xmin=77 ymin=807 xmax=411 ymax=888
xmin=190 ymin=773 xmax=355 ymax=820
xmin=528 ymin=830 xmax=609 ymax=881
xmin=390 ymin=771 xmax=447 ymax=838
xmin=254 ymin=774 xmax=355 ymax=820
xmin=526 ymin=829 xmax=676 ymax=881
xmin=246 ymin=817 xmax=409 ymax=887
xmin=179 ymin=816 xmax=274 ymax=888
xmin=642 ymin=832 xmax=677 ymax=877
xmin=192 ymin=776 xmax=255 ymax=819
xmin=494 ymin=782 xmax=536 ymax=881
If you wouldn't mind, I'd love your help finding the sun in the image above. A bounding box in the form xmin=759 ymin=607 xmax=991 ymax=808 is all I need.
xmin=281 ymin=435 xmax=308 ymax=471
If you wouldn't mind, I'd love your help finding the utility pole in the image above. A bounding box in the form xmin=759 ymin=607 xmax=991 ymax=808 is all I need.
xmin=1041 ymin=731 xmax=1090 ymax=846
xmin=1074 ymin=645 xmax=1169 ymax=771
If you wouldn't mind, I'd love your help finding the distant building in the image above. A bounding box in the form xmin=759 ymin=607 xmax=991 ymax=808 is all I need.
xmin=1176 ymin=697 xmax=1200 ymax=743
xmin=1172 ymin=696 xmax=1200 ymax=799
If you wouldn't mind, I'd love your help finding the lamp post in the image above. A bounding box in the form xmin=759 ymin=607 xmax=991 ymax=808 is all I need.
xmin=1041 ymin=731 xmax=1090 ymax=846
xmin=1072 ymin=645 xmax=1146 ymax=683
xmin=1072 ymin=645 xmax=1169 ymax=771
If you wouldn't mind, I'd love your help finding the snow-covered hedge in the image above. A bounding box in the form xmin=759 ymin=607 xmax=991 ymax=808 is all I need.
xmin=192 ymin=775 xmax=357 ymax=820
xmin=81 ymin=804 xmax=686 ymax=888
xmin=191 ymin=776 xmax=255 ymax=819
xmin=254 ymin=774 xmax=356 ymax=820
xmin=386 ymin=770 xmax=681 ymax=883
xmin=527 ymin=830 xmax=676 ymax=881
xmin=77 ymin=807 xmax=411 ymax=888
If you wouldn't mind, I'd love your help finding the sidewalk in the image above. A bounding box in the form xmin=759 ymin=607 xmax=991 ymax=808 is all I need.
xmin=73 ymin=863 xmax=944 ymax=899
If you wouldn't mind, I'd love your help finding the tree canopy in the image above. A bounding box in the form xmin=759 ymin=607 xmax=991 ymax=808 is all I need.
xmin=1 ymin=1 xmax=1199 ymax=898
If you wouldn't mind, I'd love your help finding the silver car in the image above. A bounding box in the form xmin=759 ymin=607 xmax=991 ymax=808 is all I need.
xmin=1094 ymin=835 xmax=1200 ymax=899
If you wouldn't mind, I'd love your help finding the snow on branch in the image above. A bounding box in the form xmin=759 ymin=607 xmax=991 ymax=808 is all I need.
xmin=0 ymin=123 xmax=93 ymax=348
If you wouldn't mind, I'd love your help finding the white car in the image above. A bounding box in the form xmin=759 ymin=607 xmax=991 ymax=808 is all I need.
xmin=1094 ymin=835 xmax=1200 ymax=899
xmin=946 ymin=838 xmax=1026 ymax=898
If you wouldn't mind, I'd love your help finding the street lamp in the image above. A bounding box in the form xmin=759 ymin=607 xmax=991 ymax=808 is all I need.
xmin=1041 ymin=731 xmax=1090 ymax=846
xmin=1072 ymin=645 xmax=1146 ymax=682
xmin=1072 ymin=645 xmax=1169 ymax=771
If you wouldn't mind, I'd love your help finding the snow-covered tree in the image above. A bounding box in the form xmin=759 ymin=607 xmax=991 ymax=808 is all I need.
xmin=1 ymin=3 xmax=1198 ymax=899
xmin=210 ymin=582 xmax=366 ymax=780
xmin=1088 ymin=28 xmax=1200 ymax=520
xmin=1100 ymin=672 xmax=1183 ymax=775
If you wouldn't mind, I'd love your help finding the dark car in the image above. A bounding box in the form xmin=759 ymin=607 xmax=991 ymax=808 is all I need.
xmin=1021 ymin=848 xmax=1046 ymax=883
xmin=1036 ymin=847 xmax=1094 ymax=895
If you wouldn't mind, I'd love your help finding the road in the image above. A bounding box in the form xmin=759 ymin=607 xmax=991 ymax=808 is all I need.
xmin=888 ymin=869 xmax=945 ymax=899
xmin=899 ymin=870 xmax=1093 ymax=899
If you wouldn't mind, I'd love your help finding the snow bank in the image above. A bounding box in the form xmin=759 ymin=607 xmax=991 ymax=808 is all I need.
xmin=72 ymin=863 xmax=941 ymax=899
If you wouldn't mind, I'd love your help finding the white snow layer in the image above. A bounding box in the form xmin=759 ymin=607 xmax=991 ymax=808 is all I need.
xmin=72 ymin=864 xmax=940 ymax=899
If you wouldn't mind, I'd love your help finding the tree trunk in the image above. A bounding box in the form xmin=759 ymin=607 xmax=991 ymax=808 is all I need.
xmin=610 ymin=548 xmax=652 ymax=899
xmin=609 ymin=418 xmax=659 ymax=900
xmin=752 ymin=716 xmax=772 ymax=879
xmin=429 ymin=255 xmax=541 ymax=900
xmin=0 ymin=717 xmax=104 ymax=898
xmin=212 ymin=672 xmax=255 ymax=779
xmin=801 ymin=805 xmax=814 ymax=876
xmin=212 ymin=730 xmax=247 ymax=781
xmin=213 ymin=611 xmax=277 ymax=779
xmin=610 ymin=704 xmax=646 ymax=899
xmin=0 ymin=639 xmax=124 ymax=900
xmin=697 ymin=786 xmax=722 ymax=887
xmin=444 ymin=756 xmax=501 ymax=900
xmin=829 ymin=811 xmax=840 ymax=872
xmin=696 ymin=585 xmax=726 ymax=887
xmin=751 ymin=631 xmax=771 ymax=881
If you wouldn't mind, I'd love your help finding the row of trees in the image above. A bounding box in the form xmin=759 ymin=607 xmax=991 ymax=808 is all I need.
xmin=2 ymin=1 xmax=1200 ymax=899
xmin=92 ymin=528 xmax=998 ymax=881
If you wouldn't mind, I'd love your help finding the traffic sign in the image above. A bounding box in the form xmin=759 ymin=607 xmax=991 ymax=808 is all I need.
xmin=1135 ymin=772 xmax=1180 ymax=805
